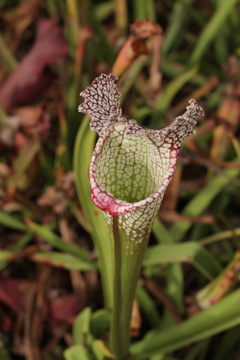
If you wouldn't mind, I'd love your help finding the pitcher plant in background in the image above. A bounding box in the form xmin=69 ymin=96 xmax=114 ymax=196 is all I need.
xmin=78 ymin=73 xmax=204 ymax=359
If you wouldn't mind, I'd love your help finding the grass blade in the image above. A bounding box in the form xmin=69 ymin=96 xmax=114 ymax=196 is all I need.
xmin=189 ymin=0 xmax=240 ymax=65
xmin=27 ymin=221 xmax=91 ymax=262
xmin=0 ymin=211 xmax=27 ymax=231
xmin=136 ymin=284 xmax=161 ymax=328
xmin=131 ymin=288 xmax=240 ymax=359
xmin=144 ymin=242 xmax=222 ymax=279
xmin=170 ymin=167 xmax=240 ymax=242
xmin=30 ymin=251 xmax=97 ymax=271
xmin=151 ymin=65 xmax=199 ymax=125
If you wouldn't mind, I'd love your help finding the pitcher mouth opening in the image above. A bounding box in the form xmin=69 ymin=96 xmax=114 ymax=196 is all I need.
xmin=95 ymin=123 xmax=170 ymax=203
xmin=88 ymin=121 xmax=177 ymax=216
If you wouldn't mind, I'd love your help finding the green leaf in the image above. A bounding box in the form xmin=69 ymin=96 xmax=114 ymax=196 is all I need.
xmin=95 ymin=2 xmax=114 ymax=20
xmin=67 ymin=200 xmax=91 ymax=232
xmin=144 ymin=242 xmax=222 ymax=279
xmin=86 ymin=3 xmax=115 ymax=64
xmin=131 ymin=289 xmax=240 ymax=359
xmin=31 ymin=251 xmax=97 ymax=271
xmin=199 ymin=226 xmax=240 ymax=246
xmin=0 ymin=210 xmax=27 ymax=231
xmin=162 ymin=0 xmax=191 ymax=55
xmin=0 ymin=250 xmax=13 ymax=262
xmin=27 ymin=221 xmax=91 ymax=262
xmin=0 ymin=233 xmax=33 ymax=271
xmin=92 ymin=340 xmax=113 ymax=360
xmin=73 ymin=307 xmax=92 ymax=345
xmin=73 ymin=116 xmax=114 ymax=309
xmin=165 ymin=263 xmax=184 ymax=313
xmin=153 ymin=218 xmax=174 ymax=244
xmin=133 ymin=0 xmax=155 ymax=21
xmin=0 ymin=251 xmax=12 ymax=272
xmin=161 ymin=58 xmax=207 ymax=86
xmin=170 ymin=167 xmax=240 ymax=242
xmin=64 ymin=344 xmax=92 ymax=360
xmin=0 ymin=346 xmax=13 ymax=360
xmin=212 ymin=325 xmax=240 ymax=360
xmin=136 ymin=284 xmax=161 ymax=328
xmin=11 ymin=233 xmax=33 ymax=251
xmin=152 ymin=220 xmax=184 ymax=312
xmin=90 ymin=309 xmax=111 ymax=339
xmin=119 ymin=57 xmax=148 ymax=104
xmin=183 ymin=339 xmax=210 ymax=360
xmin=189 ymin=0 xmax=240 ymax=65
xmin=151 ymin=65 xmax=199 ymax=125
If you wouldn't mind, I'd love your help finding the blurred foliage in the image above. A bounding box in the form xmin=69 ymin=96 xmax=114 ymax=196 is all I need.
xmin=0 ymin=0 xmax=240 ymax=359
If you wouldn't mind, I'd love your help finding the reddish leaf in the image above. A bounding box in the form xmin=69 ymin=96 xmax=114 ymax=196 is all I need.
xmin=0 ymin=19 xmax=69 ymax=111
xmin=49 ymin=295 xmax=83 ymax=324
xmin=0 ymin=278 xmax=30 ymax=312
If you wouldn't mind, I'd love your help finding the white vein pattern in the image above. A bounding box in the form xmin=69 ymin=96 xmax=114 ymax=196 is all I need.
xmin=78 ymin=74 xmax=204 ymax=244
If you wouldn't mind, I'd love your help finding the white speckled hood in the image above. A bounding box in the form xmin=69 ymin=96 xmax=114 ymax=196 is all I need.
xmin=78 ymin=73 xmax=204 ymax=224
